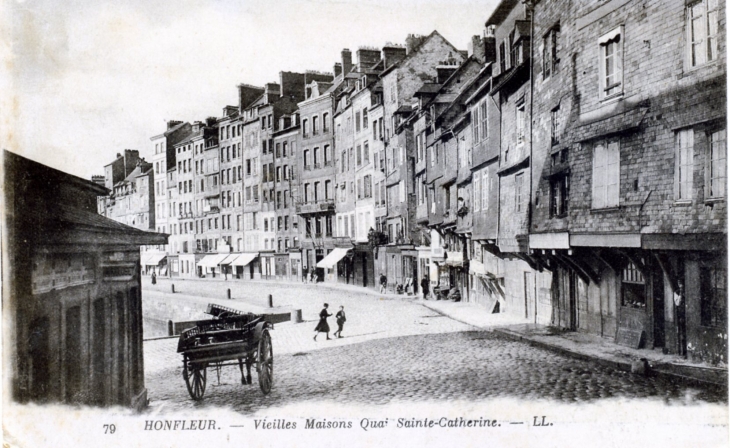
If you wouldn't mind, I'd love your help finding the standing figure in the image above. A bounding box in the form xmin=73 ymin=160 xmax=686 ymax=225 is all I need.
xmin=151 ymin=271 xmax=157 ymax=285
xmin=420 ymin=275 xmax=430 ymax=300
xmin=313 ymin=303 xmax=332 ymax=341
xmin=303 ymin=267 xmax=309 ymax=283
xmin=334 ymin=306 xmax=346 ymax=338
xmin=379 ymin=273 xmax=387 ymax=293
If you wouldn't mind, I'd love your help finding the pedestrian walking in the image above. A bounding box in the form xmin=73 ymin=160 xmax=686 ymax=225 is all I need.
xmin=379 ymin=273 xmax=387 ymax=293
xmin=420 ymin=275 xmax=430 ymax=300
xmin=333 ymin=306 xmax=346 ymax=338
xmin=151 ymin=271 xmax=157 ymax=285
xmin=313 ymin=303 xmax=332 ymax=341
xmin=303 ymin=268 xmax=309 ymax=283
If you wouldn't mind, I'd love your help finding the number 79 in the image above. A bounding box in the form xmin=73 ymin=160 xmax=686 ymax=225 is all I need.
xmin=103 ymin=424 xmax=116 ymax=434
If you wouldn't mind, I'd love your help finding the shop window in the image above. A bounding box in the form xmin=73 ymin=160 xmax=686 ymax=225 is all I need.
xmin=621 ymin=261 xmax=646 ymax=308
xmin=700 ymin=266 xmax=727 ymax=327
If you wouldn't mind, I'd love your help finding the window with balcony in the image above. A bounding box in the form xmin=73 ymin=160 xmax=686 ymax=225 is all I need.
xmin=326 ymin=215 xmax=333 ymax=237
xmin=312 ymin=115 xmax=319 ymax=135
xmin=323 ymin=113 xmax=329 ymax=132
xmin=314 ymin=182 xmax=320 ymax=202
xmin=315 ymin=217 xmax=322 ymax=237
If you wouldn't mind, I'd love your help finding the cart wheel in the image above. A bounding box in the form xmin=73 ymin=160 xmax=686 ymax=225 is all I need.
xmin=256 ymin=330 xmax=273 ymax=394
xmin=184 ymin=363 xmax=207 ymax=401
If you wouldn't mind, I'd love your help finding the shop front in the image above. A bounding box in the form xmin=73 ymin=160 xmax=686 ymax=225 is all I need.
xmin=142 ymin=253 xmax=167 ymax=276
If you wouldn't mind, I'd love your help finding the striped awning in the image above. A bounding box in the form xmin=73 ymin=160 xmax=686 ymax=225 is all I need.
xmin=219 ymin=253 xmax=241 ymax=265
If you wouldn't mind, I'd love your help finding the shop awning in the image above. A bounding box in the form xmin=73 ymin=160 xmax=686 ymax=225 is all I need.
xmin=144 ymin=253 xmax=167 ymax=266
xmin=219 ymin=253 xmax=241 ymax=265
xmin=197 ymin=254 xmax=229 ymax=268
xmin=231 ymin=252 xmax=259 ymax=267
xmin=316 ymin=248 xmax=351 ymax=269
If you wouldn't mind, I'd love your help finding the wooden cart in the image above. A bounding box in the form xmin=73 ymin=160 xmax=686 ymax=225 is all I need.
xmin=177 ymin=304 xmax=274 ymax=400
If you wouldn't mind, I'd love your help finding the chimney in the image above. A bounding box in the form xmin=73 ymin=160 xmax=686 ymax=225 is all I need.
xmin=382 ymin=45 xmax=407 ymax=69
xmin=356 ymin=48 xmax=381 ymax=70
xmin=333 ymin=62 xmax=342 ymax=78
xmin=205 ymin=116 xmax=217 ymax=127
xmin=264 ymin=83 xmax=281 ymax=104
xmin=405 ymin=34 xmax=427 ymax=54
xmin=280 ymin=71 xmax=308 ymax=101
xmin=167 ymin=120 xmax=183 ymax=130
xmin=192 ymin=121 xmax=203 ymax=133
xmin=238 ymin=84 xmax=264 ymax=110
xmin=468 ymin=35 xmax=487 ymax=64
xmin=341 ymin=48 xmax=353 ymax=75
xmin=484 ymin=26 xmax=497 ymax=64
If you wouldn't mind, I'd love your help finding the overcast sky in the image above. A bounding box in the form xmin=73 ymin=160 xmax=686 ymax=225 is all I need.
xmin=5 ymin=0 xmax=499 ymax=180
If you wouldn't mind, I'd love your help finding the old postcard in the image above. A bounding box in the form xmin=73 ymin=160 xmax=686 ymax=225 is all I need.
xmin=2 ymin=0 xmax=728 ymax=447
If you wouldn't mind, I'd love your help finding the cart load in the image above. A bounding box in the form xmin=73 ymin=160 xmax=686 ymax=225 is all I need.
xmin=177 ymin=303 xmax=274 ymax=400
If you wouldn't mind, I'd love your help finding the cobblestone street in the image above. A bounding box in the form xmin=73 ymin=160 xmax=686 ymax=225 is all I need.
xmin=142 ymin=280 xmax=726 ymax=415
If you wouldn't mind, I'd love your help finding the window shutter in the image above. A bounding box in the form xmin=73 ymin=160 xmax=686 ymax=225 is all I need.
xmin=474 ymin=171 xmax=481 ymax=212
xmin=592 ymin=142 xmax=607 ymax=208
xmin=482 ymin=170 xmax=489 ymax=210
xmin=606 ymin=141 xmax=620 ymax=207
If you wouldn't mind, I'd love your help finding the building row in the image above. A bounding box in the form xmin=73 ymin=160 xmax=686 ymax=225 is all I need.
xmin=98 ymin=0 xmax=727 ymax=364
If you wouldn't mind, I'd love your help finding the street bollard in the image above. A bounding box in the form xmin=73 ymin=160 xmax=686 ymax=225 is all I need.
xmin=171 ymin=284 xmax=175 ymax=294
xmin=268 ymin=294 xmax=273 ymax=308
xmin=167 ymin=320 xmax=173 ymax=336
xmin=291 ymin=309 xmax=302 ymax=324
xmin=227 ymin=288 xmax=231 ymax=299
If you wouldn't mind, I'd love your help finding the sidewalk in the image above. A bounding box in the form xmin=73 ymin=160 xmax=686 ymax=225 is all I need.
xmin=151 ymin=276 xmax=411 ymax=300
xmin=420 ymin=298 xmax=728 ymax=388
